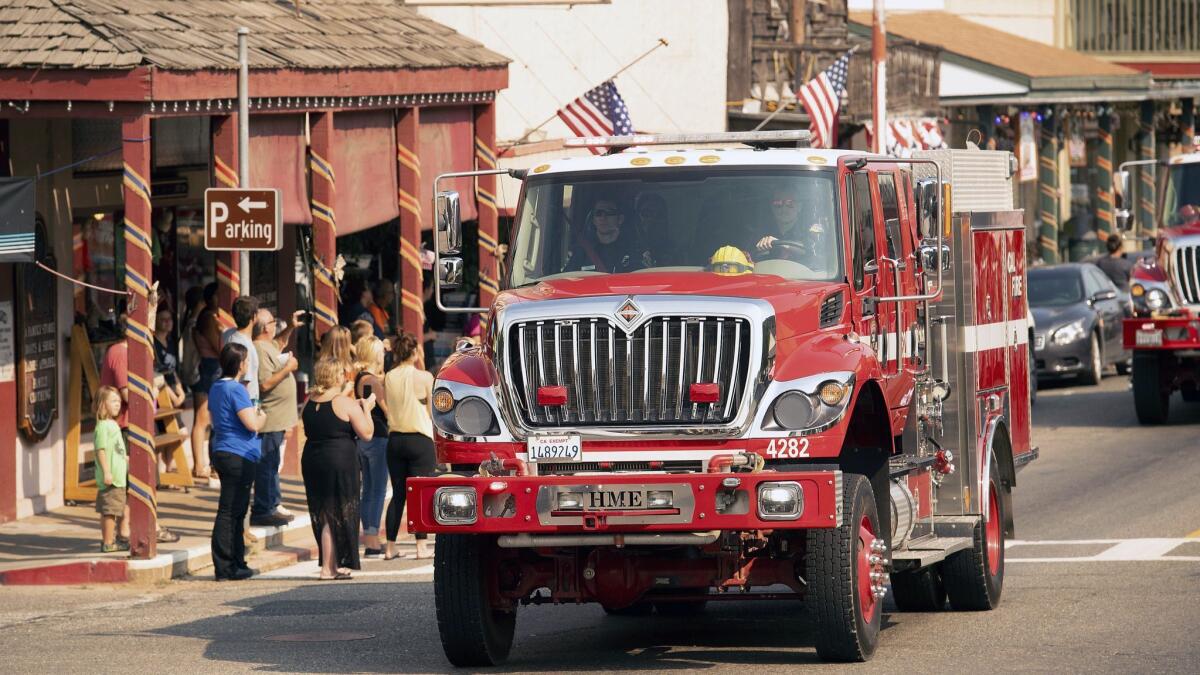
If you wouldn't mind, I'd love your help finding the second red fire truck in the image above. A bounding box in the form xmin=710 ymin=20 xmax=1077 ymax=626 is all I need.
xmin=409 ymin=132 xmax=1037 ymax=665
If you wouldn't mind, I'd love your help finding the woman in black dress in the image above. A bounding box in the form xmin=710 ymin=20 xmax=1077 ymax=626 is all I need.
xmin=301 ymin=357 xmax=377 ymax=580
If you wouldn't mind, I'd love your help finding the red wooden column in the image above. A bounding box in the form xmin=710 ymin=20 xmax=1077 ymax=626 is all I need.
xmin=474 ymin=102 xmax=500 ymax=322
xmin=211 ymin=114 xmax=241 ymax=329
xmin=309 ymin=112 xmax=338 ymax=338
xmin=396 ymin=107 xmax=424 ymax=340
xmin=122 ymin=116 xmax=157 ymax=559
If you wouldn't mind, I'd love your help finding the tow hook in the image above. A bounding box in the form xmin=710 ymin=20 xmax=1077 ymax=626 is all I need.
xmin=479 ymin=453 xmax=529 ymax=477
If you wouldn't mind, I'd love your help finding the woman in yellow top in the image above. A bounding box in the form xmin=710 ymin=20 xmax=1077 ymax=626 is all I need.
xmin=383 ymin=332 xmax=435 ymax=560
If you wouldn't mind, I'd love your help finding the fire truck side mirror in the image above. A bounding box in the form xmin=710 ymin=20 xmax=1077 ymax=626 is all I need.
xmin=437 ymin=190 xmax=463 ymax=255
xmin=438 ymin=256 xmax=464 ymax=290
xmin=919 ymin=241 xmax=951 ymax=272
xmin=913 ymin=178 xmax=940 ymax=239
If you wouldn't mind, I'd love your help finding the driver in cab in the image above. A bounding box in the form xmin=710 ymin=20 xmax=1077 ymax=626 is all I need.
xmin=565 ymin=197 xmax=651 ymax=274
xmin=754 ymin=186 xmax=825 ymax=270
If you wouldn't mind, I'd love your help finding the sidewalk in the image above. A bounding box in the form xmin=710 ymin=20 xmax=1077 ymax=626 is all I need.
xmin=0 ymin=478 xmax=316 ymax=585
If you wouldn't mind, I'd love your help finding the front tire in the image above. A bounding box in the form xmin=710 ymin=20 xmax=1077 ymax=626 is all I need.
xmin=942 ymin=456 xmax=1005 ymax=611
xmin=1132 ymin=351 xmax=1170 ymax=425
xmin=434 ymin=535 xmax=516 ymax=667
xmin=806 ymin=473 xmax=883 ymax=662
xmin=1079 ymin=333 xmax=1102 ymax=386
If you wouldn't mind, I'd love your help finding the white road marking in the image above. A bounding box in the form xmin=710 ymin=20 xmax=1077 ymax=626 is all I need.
xmin=1005 ymin=537 xmax=1200 ymax=563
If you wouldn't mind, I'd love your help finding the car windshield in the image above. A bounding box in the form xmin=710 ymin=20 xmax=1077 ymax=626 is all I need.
xmin=506 ymin=167 xmax=843 ymax=287
xmin=1161 ymin=163 xmax=1200 ymax=228
xmin=1029 ymin=270 xmax=1084 ymax=307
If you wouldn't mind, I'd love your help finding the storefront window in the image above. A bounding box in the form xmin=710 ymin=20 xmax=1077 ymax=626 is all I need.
xmin=73 ymin=212 xmax=124 ymax=342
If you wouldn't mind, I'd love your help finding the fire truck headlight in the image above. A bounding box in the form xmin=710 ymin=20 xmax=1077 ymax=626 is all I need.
xmin=434 ymin=486 xmax=477 ymax=525
xmin=453 ymin=396 xmax=496 ymax=436
xmin=1145 ymin=288 xmax=1169 ymax=311
xmin=772 ymin=391 xmax=815 ymax=429
xmin=757 ymin=481 xmax=804 ymax=520
xmin=1051 ymin=319 xmax=1086 ymax=345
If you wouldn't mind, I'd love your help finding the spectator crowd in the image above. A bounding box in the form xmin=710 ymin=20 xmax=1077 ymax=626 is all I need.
xmin=96 ymin=277 xmax=443 ymax=581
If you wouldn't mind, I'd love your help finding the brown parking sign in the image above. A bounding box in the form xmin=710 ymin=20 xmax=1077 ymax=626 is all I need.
xmin=204 ymin=188 xmax=282 ymax=251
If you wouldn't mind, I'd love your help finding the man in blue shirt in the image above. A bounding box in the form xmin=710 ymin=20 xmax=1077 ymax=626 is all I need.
xmin=208 ymin=342 xmax=266 ymax=581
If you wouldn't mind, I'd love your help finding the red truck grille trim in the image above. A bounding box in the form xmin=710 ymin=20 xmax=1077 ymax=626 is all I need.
xmin=508 ymin=316 xmax=752 ymax=427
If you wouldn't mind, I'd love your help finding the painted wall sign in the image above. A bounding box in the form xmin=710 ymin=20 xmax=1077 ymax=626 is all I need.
xmin=16 ymin=218 xmax=58 ymax=441
xmin=0 ymin=300 xmax=13 ymax=382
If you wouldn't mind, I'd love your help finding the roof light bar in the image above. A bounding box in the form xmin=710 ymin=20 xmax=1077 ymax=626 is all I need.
xmin=563 ymin=130 xmax=812 ymax=150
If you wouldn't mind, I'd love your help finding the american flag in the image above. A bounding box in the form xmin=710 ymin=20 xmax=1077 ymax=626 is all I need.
xmin=557 ymin=80 xmax=634 ymax=154
xmin=798 ymin=49 xmax=852 ymax=149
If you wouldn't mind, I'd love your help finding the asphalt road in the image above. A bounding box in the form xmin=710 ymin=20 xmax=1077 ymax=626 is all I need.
xmin=2 ymin=373 xmax=1199 ymax=674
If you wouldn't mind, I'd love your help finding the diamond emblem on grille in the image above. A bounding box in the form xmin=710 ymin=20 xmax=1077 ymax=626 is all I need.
xmin=615 ymin=297 xmax=641 ymax=327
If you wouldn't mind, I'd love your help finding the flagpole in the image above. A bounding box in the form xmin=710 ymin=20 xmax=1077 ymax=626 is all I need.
xmin=498 ymin=38 xmax=670 ymax=157
xmin=872 ymin=0 xmax=887 ymax=154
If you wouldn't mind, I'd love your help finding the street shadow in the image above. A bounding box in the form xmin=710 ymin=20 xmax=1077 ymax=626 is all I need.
xmin=150 ymin=580 xmax=897 ymax=672
xmin=1032 ymin=376 xmax=1200 ymax=428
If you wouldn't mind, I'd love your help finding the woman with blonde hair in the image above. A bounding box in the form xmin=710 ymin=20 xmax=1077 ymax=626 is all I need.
xmin=353 ymin=336 xmax=390 ymax=556
xmin=318 ymin=325 xmax=355 ymax=386
xmin=301 ymin=357 xmax=376 ymax=580
xmin=383 ymin=332 xmax=436 ymax=560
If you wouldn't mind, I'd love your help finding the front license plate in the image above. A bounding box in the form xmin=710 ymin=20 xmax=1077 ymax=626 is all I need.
xmin=527 ymin=434 xmax=582 ymax=462
xmin=1136 ymin=329 xmax=1163 ymax=347
xmin=1034 ymin=334 xmax=1045 ymax=351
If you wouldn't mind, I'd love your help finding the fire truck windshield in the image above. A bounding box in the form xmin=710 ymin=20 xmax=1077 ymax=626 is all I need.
xmin=1161 ymin=162 xmax=1200 ymax=228
xmin=507 ymin=167 xmax=843 ymax=286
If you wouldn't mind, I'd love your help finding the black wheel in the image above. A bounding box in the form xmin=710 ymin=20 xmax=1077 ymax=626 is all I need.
xmin=942 ymin=455 xmax=1005 ymax=611
xmin=603 ymin=602 xmax=653 ymax=616
xmin=889 ymin=566 xmax=946 ymax=612
xmin=1079 ymin=333 xmax=1102 ymax=386
xmin=434 ymin=534 xmax=516 ymax=667
xmin=805 ymin=473 xmax=883 ymax=662
xmin=1132 ymin=351 xmax=1170 ymax=424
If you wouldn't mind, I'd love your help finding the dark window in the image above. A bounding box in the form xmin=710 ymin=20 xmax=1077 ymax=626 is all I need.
xmin=878 ymin=173 xmax=903 ymax=258
xmin=850 ymin=172 xmax=876 ymax=290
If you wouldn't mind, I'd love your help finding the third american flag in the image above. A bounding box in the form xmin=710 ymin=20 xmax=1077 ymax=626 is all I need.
xmin=798 ymin=49 xmax=852 ymax=149
xmin=557 ymin=80 xmax=634 ymax=154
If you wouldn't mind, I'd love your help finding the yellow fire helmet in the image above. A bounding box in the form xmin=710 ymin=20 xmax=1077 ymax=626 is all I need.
xmin=709 ymin=245 xmax=754 ymax=276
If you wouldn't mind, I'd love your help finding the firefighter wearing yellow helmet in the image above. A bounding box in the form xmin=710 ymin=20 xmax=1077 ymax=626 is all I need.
xmin=709 ymin=246 xmax=754 ymax=276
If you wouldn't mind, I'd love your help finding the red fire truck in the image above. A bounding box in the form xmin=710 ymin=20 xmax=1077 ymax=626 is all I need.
xmin=1116 ymin=152 xmax=1200 ymax=424
xmin=410 ymin=132 xmax=1037 ymax=665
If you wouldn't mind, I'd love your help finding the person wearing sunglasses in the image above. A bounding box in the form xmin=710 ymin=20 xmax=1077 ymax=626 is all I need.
xmin=565 ymin=197 xmax=650 ymax=274
xmin=755 ymin=187 xmax=822 ymax=267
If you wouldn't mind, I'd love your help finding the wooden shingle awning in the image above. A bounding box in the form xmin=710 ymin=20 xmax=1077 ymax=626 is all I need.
xmin=0 ymin=0 xmax=509 ymax=104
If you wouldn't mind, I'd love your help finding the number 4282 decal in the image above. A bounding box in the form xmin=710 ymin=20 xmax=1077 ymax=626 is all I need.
xmin=764 ymin=437 xmax=811 ymax=458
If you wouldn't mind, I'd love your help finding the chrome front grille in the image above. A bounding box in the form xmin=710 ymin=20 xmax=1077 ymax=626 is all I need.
xmin=508 ymin=316 xmax=752 ymax=427
xmin=1173 ymin=245 xmax=1200 ymax=304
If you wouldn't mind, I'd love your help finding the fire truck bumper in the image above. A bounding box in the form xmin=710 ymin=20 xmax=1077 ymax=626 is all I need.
xmin=1123 ymin=316 xmax=1200 ymax=351
xmin=406 ymin=470 xmax=844 ymax=535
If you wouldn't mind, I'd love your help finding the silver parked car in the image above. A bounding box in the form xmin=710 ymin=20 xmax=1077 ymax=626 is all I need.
xmin=1030 ymin=263 xmax=1131 ymax=385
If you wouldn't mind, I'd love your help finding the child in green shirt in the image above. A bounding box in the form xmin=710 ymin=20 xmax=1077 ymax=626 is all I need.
xmin=94 ymin=386 xmax=130 ymax=553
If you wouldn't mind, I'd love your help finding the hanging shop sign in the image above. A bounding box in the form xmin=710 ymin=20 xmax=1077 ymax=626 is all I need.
xmin=204 ymin=188 xmax=282 ymax=251
xmin=1018 ymin=112 xmax=1038 ymax=183
xmin=16 ymin=216 xmax=58 ymax=442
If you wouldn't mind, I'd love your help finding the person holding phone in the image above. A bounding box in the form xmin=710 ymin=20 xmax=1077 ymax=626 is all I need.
xmin=250 ymin=307 xmax=305 ymax=526
xmin=353 ymin=336 xmax=390 ymax=556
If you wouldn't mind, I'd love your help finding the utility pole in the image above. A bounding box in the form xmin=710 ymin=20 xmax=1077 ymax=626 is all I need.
xmin=872 ymin=0 xmax=886 ymax=154
xmin=238 ymin=27 xmax=251 ymax=294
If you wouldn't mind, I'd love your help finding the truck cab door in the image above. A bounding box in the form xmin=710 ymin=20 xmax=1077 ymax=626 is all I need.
xmin=875 ymin=171 xmax=918 ymax=417
xmin=846 ymin=170 xmax=880 ymax=355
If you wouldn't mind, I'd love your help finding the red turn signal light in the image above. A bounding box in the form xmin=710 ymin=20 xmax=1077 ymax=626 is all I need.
xmin=536 ymin=385 xmax=568 ymax=406
xmin=689 ymin=382 xmax=720 ymax=403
